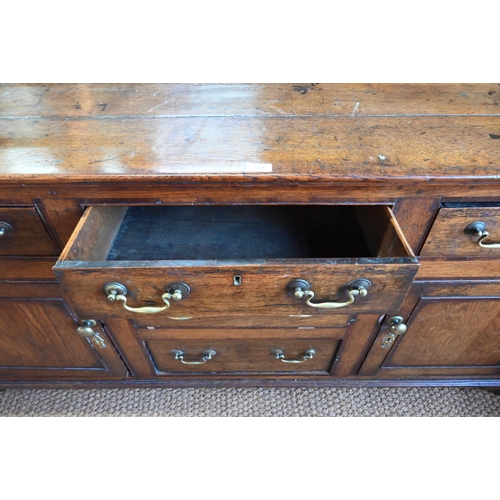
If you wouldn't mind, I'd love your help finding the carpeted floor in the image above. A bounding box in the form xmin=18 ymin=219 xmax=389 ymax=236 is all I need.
xmin=1 ymin=387 xmax=499 ymax=416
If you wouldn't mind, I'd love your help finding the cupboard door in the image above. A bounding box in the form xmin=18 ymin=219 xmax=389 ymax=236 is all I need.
xmin=0 ymin=299 xmax=128 ymax=379
xmin=360 ymin=282 xmax=500 ymax=378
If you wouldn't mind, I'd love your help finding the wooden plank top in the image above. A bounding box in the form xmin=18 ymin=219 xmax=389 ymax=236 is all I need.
xmin=0 ymin=83 xmax=499 ymax=184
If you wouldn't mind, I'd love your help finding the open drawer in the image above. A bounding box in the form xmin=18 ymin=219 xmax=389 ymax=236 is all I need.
xmin=53 ymin=205 xmax=418 ymax=318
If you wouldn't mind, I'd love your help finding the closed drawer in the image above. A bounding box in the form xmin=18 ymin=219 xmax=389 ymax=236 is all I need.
xmin=54 ymin=204 xmax=418 ymax=318
xmin=0 ymin=207 xmax=58 ymax=256
xmin=140 ymin=327 xmax=344 ymax=374
xmin=421 ymin=205 xmax=500 ymax=258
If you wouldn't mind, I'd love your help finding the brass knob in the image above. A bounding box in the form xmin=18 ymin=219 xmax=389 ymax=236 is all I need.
xmin=77 ymin=320 xmax=97 ymax=338
xmin=381 ymin=316 xmax=407 ymax=349
xmin=76 ymin=320 xmax=107 ymax=348
xmin=390 ymin=322 xmax=407 ymax=335
xmin=0 ymin=221 xmax=13 ymax=237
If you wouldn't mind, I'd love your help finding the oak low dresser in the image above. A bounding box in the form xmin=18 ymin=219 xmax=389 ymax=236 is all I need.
xmin=1 ymin=83 xmax=499 ymax=390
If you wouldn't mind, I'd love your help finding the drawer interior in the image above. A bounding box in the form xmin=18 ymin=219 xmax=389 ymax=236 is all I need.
xmin=63 ymin=204 xmax=414 ymax=262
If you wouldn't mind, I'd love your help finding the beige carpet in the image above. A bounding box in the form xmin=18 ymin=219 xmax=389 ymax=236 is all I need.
xmin=1 ymin=387 xmax=499 ymax=416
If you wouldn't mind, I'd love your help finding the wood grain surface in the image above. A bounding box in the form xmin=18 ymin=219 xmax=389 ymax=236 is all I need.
xmin=35 ymin=198 xmax=84 ymax=250
xmin=386 ymin=298 xmax=500 ymax=369
xmin=1 ymin=83 xmax=499 ymax=117
xmin=416 ymin=259 xmax=500 ymax=279
xmin=421 ymin=207 xmax=500 ymax=258
xmin=132 ymin=314 xmax=352 ymax=329
xmin=360 ymin=281 xmax=500 ymax=378
xmin=54 ymin=261 xmax=418 ymax=318
xmin=143 ymin=335 xmax=340 ymax=374
xmin=1 ymin=83 xmax=500 ymax=387
xmin=1 ymin=83 xmax=499 ymax=185
xmin=0 ymin=298 xmax=128 ymax=378
xmin=0 ymin=257 xmax=57 ymax=281
xmin=0 ymin=207 xmax=58 ymax=256
xmin=392 ymin=197 xmax=441 ymax=254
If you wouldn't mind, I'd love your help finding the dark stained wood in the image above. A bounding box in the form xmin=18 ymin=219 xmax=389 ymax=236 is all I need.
xmin=0 ymin=298 xmax=127 ymax=379
xmin=36 ymin=198 xmax=84 ymax=250
xmin=108 ymin=205 xmax=376 ymax=261
xmin=141 ymin=327 xmax=346 ymax=340
xmin=417 ymin=259 xmax=500 ymax=280
xmin=1 ymin=84 xmax=500 ymax=388
xmin=1 ymin=84 xmax=499 ymax=118
xmin=392 ymin=197 xmax=441 ymax=254
xmin=60 ymin=205 xmax=127 ymax=261
xmin=103 ymin=318 xmax=157 ymax=378
xmin=3 ymin=376 xmax=500 ymax=390
xmin=331 ymin=314 xmax=384 ymax=377
xmin=2 ymin=181 xmax=500 ymax=205
xmin=55 ymin=204 xmax=418 ymax=317
xmin=354 ymin=206 xmax=415 ymax=258
xmin=54 ymin=262 xmax=418 ymax=318
xmin=386 ymin=299 xmax=500 ymax=371
xmin=132 ymin=314 xmax=353 ymax=329
xmin=0 ymin=282 xmax=61 ymax=299
xmin=0 ymin=257 xmax=57 ymax=281
xmin=1 ymin=116 xmax=500 ymax=185
xmin=0 ymin=207 xmax=58 ymax=256
xmin=421 ymin=207 xmax=500 ymax=258
xmin=142 ymin=335 xmax=340 ymax=374
xmin=360 ymin=281 xmax=500 ymax=377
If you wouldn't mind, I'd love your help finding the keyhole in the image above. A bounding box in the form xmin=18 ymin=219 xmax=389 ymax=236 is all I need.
xmin=233 ymin=275 xmax=242 ymax=286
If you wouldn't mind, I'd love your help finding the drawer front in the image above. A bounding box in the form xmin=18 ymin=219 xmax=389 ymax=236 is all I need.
xmin=55 ymin=263 xmax=418 ymax=318
xmin=0 ymin=207 xmax=59 ymax=256
xmin=55 ymin=204 xmax=418 ymax=318
xmin=421 ymin=207 xmax=500 ymax=258
xmin=140 ymin=328 xmax=344 ymax=374
xmin=133 ymin=314 xmax=353 ymax=329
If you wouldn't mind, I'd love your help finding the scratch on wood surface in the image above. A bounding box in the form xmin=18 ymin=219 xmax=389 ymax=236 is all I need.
xmin=268 ymin=104 xmax=286 ymax=115
xmin=351 ymin=102 xmax=360 ymax=116
xmin=147 ymin=98 xmax=175 ymax=113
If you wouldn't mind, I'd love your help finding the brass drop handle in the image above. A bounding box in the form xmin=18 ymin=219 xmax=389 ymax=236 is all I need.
xmin=103 ymin=282 xmax=190 ymax=315
xmin=273 ymin=348 xmax=316 ymax=363
xmin=381 ymin=316 xmax=407 ymax=349
xmin=171 ymin=349 xmax=216 ymax=365
xmin=287 ymin=278 xmax=371 ymax=309
xmin=464 ymin=222 xmax=500 ymax=248
xmin=76 ymin=320 xmax=107 ymax=349
xmin=0 ymin=222 xmax=13 ymax=237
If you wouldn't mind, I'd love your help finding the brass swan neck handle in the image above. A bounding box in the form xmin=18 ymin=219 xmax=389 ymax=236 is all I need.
xmin=287 ymin=278 xmax=371 ymax=309
xmin=103 ymin=282 xmax=190 ymax=314
xmin=273 ymin=348 xmax=316 ymax=363
xmin=465 ymin=222 xmax=500 ymax=249
xmin=171 ymin=349 xmax=216 ymax=365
